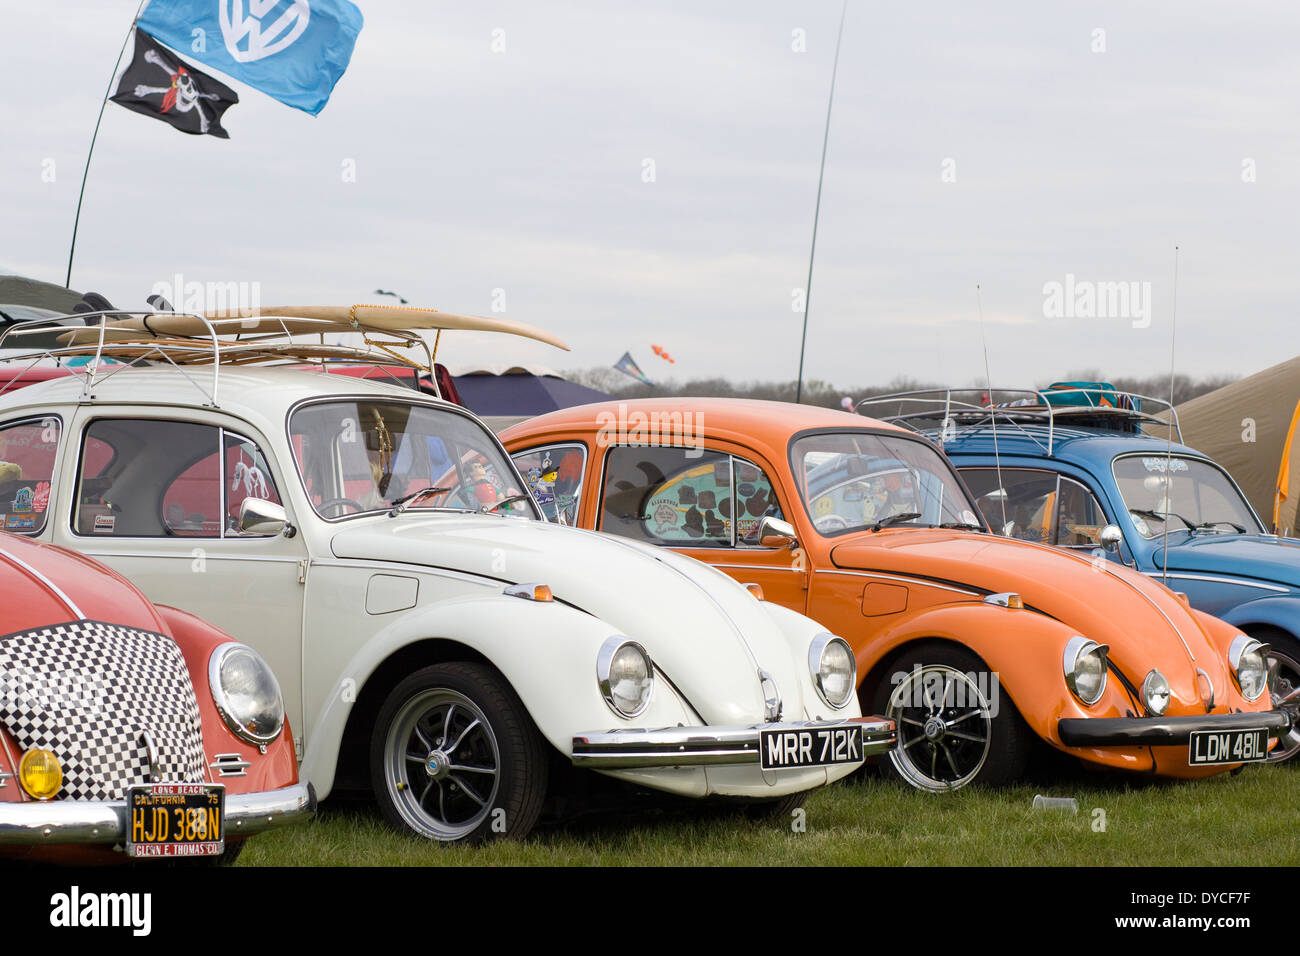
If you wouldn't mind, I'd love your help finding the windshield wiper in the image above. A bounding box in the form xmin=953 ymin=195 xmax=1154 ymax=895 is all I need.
xmin=1131 ymin=508 xmax=1197 ymax=532
xmin=871 ymin=511 xmax=922 ymax=532
xmin=1195 ymin=520 xmax=1248 ymax=534
xmin=388 ymin=486 xmax=452 ymax=517
xmin=939 ymin=521 xmax=983 ymax=531
xmin=481 ymin=493 xmax=532 ymax=515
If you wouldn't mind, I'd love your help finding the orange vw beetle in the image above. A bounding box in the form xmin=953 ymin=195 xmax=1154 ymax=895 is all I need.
xmin=502 ymin=399 xmax=1289 ymax=791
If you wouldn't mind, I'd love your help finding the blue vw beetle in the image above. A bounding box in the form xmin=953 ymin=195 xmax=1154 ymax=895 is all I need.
xmin=861 ymin=384 xmax=1300 ymax=763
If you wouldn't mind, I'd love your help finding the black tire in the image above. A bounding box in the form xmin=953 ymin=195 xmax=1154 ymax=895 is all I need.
xmin=370 ymin=661 xmax=548 ymax=843
xmin=1247 ymin=626 xmax=1300 ymax=764
xmin=871 ymin=643 xmax=1031 ymax=791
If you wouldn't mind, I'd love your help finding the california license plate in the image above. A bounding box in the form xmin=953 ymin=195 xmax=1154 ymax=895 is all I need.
xmin=125 ymin=783 xmax=225 ymax=858
xmin=760 ymin=726 xmax=862 ymax=771
xmin=1188 ymin=728 xmax=1268 ymax=766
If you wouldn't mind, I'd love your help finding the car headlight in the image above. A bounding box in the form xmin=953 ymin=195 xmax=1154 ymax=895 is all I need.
xmin=209 ymin=643 xmax=285 ymax=746
xmin=1063 ymin=636 xmax=1109 ymax=705
xmin=1142 ymin=669 xmax=1171 ymax=716
xmin=1229 ymin=634 xmax=1268 ymax=702
xmin=18 ymin=748 xmax=62 ymax=800
xmin=808 ymin=633 xmax=856 ymax=709
xmin=597 ymin=637 xmax=654 ymax=718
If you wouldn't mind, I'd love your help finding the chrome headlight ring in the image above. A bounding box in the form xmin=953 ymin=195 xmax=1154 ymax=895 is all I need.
xmin=208 ymin=642 xmax=285 ymax=748
xmin=1063 ymin=636 xmax=1109 ymax=706
xmin=808 ymin=633 xmax=856 ymax=710
xmin=1229 ymin=634 xmax=1269 ymax=702
xmin=596 ymin=636 xmax=654 ymax=718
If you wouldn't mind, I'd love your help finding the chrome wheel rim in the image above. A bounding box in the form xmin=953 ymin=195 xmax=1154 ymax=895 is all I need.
xmin=1267 ymin=649 xmax=1300 ymax=764
xmin=384 ymin=688 xmax=501 ymax=840
xmin=886 ymin=664 xmax=993 ymax=792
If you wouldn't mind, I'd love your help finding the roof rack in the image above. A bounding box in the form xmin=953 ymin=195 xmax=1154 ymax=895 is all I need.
xmin=0 ymin=303 xmax=569 ymax=409
xmin=857 ymin=386 xmax=1182 ymax=457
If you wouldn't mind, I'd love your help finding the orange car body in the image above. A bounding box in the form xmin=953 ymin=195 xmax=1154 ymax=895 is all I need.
xmin=503 ymin=398 xmax=1287 ymax=783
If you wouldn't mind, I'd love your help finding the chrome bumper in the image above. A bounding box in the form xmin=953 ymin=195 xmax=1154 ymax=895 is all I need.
xmin=571 ymin=717 xmax=895 ymax=769
xmin=1058 ymin=710 xmax=1291 ymax=747
xmin=0 ymin=781 xmax=315 ymax=846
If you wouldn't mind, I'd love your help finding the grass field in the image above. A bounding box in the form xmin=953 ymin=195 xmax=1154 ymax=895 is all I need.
xmin=239 ymin=763 xmax=1300 ymax=867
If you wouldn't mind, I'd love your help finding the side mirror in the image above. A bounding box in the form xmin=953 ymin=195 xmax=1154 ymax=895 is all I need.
xmin=1097 ymin=524 xmax=1124 ymax=554
xmin=239 ymin=497 xmax=290 ymax=536
xmin=758 ymin=515 xmax=799 ymax=549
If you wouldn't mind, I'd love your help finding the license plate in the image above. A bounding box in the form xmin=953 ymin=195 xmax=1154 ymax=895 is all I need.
xmin=1188 ymin=728 xmax=1268 ymax=766
xmin=125 ymin=783 xmax=225 ymax=858
xmin=760 ymin=726 xmax=862 ymax=770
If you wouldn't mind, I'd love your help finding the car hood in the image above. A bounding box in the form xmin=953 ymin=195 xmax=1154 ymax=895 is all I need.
xmin=829 ymin=529 xmax=1231 ymax=695
xmin=329 ymin=516 xmax=807 ymax=725
xmin=1151 ymin=533 xmax=1300 ymax=590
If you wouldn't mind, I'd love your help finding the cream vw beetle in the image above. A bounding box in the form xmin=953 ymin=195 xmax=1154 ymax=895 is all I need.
xmin=0 ymin=306 xmax=891 ymax=843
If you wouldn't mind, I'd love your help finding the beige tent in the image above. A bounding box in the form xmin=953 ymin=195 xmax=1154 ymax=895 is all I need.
xmin=1173 ymin=356 xmax=1300 ymax=534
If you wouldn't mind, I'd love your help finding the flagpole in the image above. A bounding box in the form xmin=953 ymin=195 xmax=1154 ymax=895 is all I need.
xmin=794 ymin=0 xmax=847 ymax=405
xmin=65 ymin=0 xmax=150 ymax=289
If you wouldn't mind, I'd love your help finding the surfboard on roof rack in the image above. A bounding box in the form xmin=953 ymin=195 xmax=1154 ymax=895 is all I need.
xmin=0 ymin=304 xmax=569 ymax=406
xmin=857 ymin=384 xmax=1181 ymax=457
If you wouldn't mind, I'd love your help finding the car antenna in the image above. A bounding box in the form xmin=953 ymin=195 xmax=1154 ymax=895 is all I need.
xmin=976 ymin=284 xmax=1008 ymax=533
xmin=1162 ymin=246 xmax=1180 ymax=587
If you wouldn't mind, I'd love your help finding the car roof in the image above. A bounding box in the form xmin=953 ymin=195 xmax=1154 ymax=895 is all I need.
xmin=503 ymin=397 xmax=911 ymax=462
xmin=0 ymin=364 xmax=460 ymax=435
xmin=933 ymin=422 xmax=1207 ymax=470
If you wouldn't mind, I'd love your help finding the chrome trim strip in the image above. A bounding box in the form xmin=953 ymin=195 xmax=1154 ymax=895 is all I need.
xmin=308 ymin=557 xmax=501 ymax=588
xmin=209 ymin=754 xmax=252 ymax=777
xmin=0 ymin=781 xmax=315 ymax=846
xmin=0 ymin=546 xmax=85 ymax=618
xmin=1139 ymin=571 xmax=1290 ymax=594
xmin=711 ymin=563 xmax=803 ymax=573
xmin=571 ymin=718 xmax=895 ymax=768
xmin=81 ymin=551 xmax=300 ymax=564
xmin=812 ymin=568 xmax=979 ymax=597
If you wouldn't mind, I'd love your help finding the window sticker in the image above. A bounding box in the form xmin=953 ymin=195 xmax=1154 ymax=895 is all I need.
xmin=1141 ymin=457 xmax=1189 ymax=473
xmin=5 ymin=515 xmax=35 ymax=532
xmin=93 ymin=514 xmax=116 ymax=534
xmin=10 ymin=487 xmax=34 ymax=514
xmin=32 ymin=481 xmax=50 ymax=514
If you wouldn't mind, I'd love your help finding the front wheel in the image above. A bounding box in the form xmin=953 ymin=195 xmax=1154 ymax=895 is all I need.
xmin=370 ymin=661 xmax=548 ymax=842
xmin=1252 ymin=627 xmax=1300 ymax=764
xmin=872 ymin=644 xmax=1031 ymax=792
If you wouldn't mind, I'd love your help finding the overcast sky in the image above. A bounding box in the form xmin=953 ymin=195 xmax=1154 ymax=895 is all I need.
xmin=2 ymin=0 xmax=1296 ymax=389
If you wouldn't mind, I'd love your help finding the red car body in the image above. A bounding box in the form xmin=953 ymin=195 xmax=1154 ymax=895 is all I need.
xmin=0 ymin=532 xmax=312 ymax=864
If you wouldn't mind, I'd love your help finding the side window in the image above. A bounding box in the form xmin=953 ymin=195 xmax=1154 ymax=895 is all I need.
xmin=510 ymin=443 xmax=587 ymax=525
xmin=1055 ymin=477 xmax=1107 ymax=548
xmin=732 ymin=458 xmax=784 ymax=547
xmin=599 ymin=446 xmax=783 ymax=548
xmin=0 ymin=417 xmax=60 ymax=535
xmin=960 ymin=467 xmax=1060 ymax=543
xmin=76 ymin=419 xmax=278 ymax=538
xmin=224 ymin=431 xmax=282 ymax=535
xmin=601 ymin=446 xmax=732 ymax=547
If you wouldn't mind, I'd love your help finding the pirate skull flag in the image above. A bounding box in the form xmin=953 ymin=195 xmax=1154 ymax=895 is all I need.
xmin=111 ymin=29 xmax=238 ymax=138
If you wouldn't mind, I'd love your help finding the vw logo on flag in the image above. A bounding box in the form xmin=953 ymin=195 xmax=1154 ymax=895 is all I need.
xmin=220 ymin=0 xmax=312 ymax=63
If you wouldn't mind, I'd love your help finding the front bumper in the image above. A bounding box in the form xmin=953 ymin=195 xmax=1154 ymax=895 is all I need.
xmin=0 ymin=781 xmax=315 ymax=847
xmin=1058 ymin=710 xmax=1291 ymax=747
xmin=571 ymin=717 xmax=895 ymax=769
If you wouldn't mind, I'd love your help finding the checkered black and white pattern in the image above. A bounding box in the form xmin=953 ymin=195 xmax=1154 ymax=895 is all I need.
xmin=0 ymin=621 xmax=206 ymax=801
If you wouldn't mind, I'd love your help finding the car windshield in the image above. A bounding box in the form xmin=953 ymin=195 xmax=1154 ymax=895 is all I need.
xmin=289 ymin=400 xmax=537 ymax=520
xmin=790 ymin=431 xmax=982 ymax=536
xmin=1112 ymin=454 xmax=1261 ymax=538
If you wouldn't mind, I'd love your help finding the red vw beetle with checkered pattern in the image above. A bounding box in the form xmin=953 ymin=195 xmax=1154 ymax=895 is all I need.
xmin=0 ymin=532 xmax=312 ymax=864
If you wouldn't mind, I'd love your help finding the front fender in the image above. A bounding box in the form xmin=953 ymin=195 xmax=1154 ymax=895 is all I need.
xmin=300 ymin=594 xmax=694 ymax=799
xmin=856 ymin=602 xmax=1137 ymax=748
xmin=1215 ymin=595 xmax=1300 ymax=643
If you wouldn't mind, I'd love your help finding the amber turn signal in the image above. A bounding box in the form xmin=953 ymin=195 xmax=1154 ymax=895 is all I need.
xmin=18 ymin=748 xmax=62 ymax=801
xmin=745 ymin=583 xmax=765 ymax=601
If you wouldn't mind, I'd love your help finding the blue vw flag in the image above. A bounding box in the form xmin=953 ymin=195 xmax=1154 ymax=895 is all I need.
xmin=138 ymin=0 xmax=363 ymax=115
